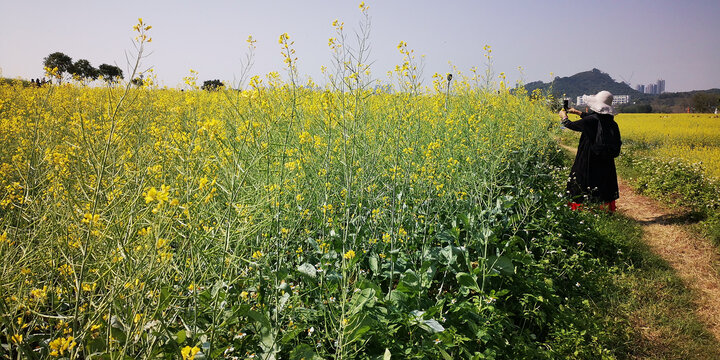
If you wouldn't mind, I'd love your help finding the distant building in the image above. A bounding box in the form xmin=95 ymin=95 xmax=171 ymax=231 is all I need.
xmin=657 ymin=79 xmax=665 ymax=94
xmin=613 ymin=95 xmax=630 ymax=105
xmin=641 ymin=79 xmax=665 ymax=95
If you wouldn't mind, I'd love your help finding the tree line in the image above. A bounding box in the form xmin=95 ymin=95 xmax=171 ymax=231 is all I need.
xmin=43 ymin=52 xmax=123 ymax=84
xmin=42 ymin=52 xmax=227 ymax=90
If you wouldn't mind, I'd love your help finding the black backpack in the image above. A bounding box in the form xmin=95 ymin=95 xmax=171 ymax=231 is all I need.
xmin=591 ymin=117 xmax=622 ymax=158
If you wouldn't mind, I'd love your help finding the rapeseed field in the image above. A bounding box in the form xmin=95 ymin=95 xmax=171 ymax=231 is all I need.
xmin=616 ymin=113 xmax=720 ymax=179
xmin=1 ymin=17 xmax=624 ymax=359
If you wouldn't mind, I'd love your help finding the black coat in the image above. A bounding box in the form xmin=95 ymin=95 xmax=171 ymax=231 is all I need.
xmin=562 ymin=111 xmax=620 ymax=203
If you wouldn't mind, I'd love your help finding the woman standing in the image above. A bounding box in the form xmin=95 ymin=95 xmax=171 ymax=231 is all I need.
xmin=559 ymin=90 xmax=621 ymax=212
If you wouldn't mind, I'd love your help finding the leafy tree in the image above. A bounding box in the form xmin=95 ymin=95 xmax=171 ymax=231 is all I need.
xmin=43 ymin=52 xmax=73 ymax=83
xmin=71 ymin=59 xmax=98 ymax=82
xmin=691 ymin=92 xmax=720 ymax=113
xmin=98 ymin=64 xmax=124 ymax=84
xmin=202 ymin=79 xmax=224 ymax=91
xmin=618 ymin=103 xmax=653 ymax=113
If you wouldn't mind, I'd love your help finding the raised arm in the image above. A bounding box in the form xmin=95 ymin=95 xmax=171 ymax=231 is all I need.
xmin=559 ymin=108 xmax=592 ymax=132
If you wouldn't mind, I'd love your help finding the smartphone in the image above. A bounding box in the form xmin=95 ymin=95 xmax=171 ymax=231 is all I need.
xmin=562 ymin=99 xmax=569 ymax=111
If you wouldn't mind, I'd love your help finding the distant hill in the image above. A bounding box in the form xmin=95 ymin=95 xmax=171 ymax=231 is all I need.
xmin=523 ymin=68 xmax=640 ymax=100
xmin=522 ymin=69 xmax=720 ymax=113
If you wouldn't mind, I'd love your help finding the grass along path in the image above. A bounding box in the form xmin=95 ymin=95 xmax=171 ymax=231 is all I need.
xmin=616 ymin=179 xmax=720 ymax=341
xmin=560 ymin=143 xmax=720 ymax=346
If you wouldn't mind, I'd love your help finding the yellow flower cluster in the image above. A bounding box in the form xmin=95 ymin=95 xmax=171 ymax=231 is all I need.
xmin=49 ymin=335 xmax=76 ymax=357
xmin=181 ymin=345 xmax=201 ymax=360
xmin=616 ymin=113 xmax=720 ymax=178
xmin=0 ymin=42 xmax=555 ymax=355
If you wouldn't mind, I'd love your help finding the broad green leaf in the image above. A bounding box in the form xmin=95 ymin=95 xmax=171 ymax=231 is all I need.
xmin=297 ymin=263 xmax=316 ymax=278
xmin=488 ymin=255 xmax=515 ymax=275
xmin=248 ymin=311 xmax=277 ymax=358
xmin=248 ymin=310 xmax=271 ymax=329
xmin=396 ymin=270 xmax=420 ymax=293
xmin=422 ymin=319 xmax=445 ymax=333
xmin=290 ymin=344 xmax=316 ymax=360
xmin=347 ymin=317 xmax=374 ymax=343
xmin=456 ymin=272 xmax=480 ymax=292
xmin=437 ymin=231 xmax=455 ymax=244
xmin=176 ymin=329 xmax=186 ymax=344
xmin=369 ymin=255 xmax=379 ymax=273
xmin=439 ymin=348 xmax=454 ymax=360
xmin=348 ymin=288 xmax=376 ymax=316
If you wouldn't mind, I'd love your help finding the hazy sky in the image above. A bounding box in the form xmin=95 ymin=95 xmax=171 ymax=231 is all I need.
xmin=2 ymin=0 xmax=719 ymax=92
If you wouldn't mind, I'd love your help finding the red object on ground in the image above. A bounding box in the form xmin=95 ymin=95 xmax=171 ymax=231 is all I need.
xmin=600 ymin=200 xmax=616 ymax=212
xmin=567 ymin=200 xmax=616 ymax=213
xmin=568 ymin=202 xmax=584 ymax=211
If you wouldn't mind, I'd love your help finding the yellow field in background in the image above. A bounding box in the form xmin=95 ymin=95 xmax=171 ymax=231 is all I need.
xmin=615 ymin=113 xmax=720 ymax=178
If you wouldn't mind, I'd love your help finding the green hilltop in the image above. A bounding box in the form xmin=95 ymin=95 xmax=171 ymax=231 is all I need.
xmin=522 ymin=69 xmax=720 ymax=113
xmin=523 ymin=68 xmax=639 ymax=99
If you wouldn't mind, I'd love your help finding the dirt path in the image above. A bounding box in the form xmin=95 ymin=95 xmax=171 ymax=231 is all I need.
xmin=616 ymin=179 xmax=720 ymax=341
xmin=560 ymin=143 xmax=720 ymax=341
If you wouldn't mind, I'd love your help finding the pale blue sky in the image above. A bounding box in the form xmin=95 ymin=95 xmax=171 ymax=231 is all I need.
xmin=1 ymin=0 xmax=718 ymax=92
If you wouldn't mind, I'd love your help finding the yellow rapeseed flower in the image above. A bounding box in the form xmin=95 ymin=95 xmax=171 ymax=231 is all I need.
xmin=344 ymin=250 xmax=356 ymax=260
xmin=144 ymin=187 xmax=158 ymax=203
xmin=82 ymin=282 xmax=97 ymax=292
xmin=181 ymin=345 xmax=201 ymax=360
xmin=49 ymin=335 xmax=76 ymax=357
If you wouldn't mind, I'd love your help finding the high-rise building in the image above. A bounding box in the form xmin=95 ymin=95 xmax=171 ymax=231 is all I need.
xmin=639 ymin=79 xmax=666 ymax=95
xmin=657 ymin=79 xmax=665 ymax=94
xmin=645 ymin=83 xmax=661 ymax=94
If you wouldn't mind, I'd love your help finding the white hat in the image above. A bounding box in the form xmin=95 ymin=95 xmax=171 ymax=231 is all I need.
xmin=582 ymin=90 xmax=616 ymax=115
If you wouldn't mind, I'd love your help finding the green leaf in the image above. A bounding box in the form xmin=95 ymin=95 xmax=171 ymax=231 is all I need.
xmin=158 ymin=286 xmax=171 ymax=311
xmin=369 ymin=255 xmax=379 ymax=273
xmin=436 ymin=231 xmax=455 ymax=244
xmin=458 ymin=213 xmax=470 ymax=228
xmin=439 ymin=348 xmax=454 ymax=360
xmin=422 ymin=319 xmax=445 ymax=333
xmin=282 ymin=327 xmax=304 ymax=345
xmin=456 ymin=272 xmax=480 ymax=292
xmin=348 ymin=288 xmax=376 ymax=316
xmin=176 ymin=329 xmax=186 ymax=344
xmin=419 ymin=262 xmax=437 ymax=289
xmin=395 ymin=270 xmax=420 ymax=293
xmin=347 ymin=317 xmax=374 ymax=344
xmin=248 ymin=310 xmax=271 ymax=329
xmin=290 ymin=344 xmax=316 ymax=360
xmin=488 ymin=255 xmax=515 ymax=275
xmin=297 ymin=263 xmax=316 ymax=278
xmin=326 ymin=272 xmax=343 ymax=283
xmin=249 ymin=310 xmax=277 ymax=358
